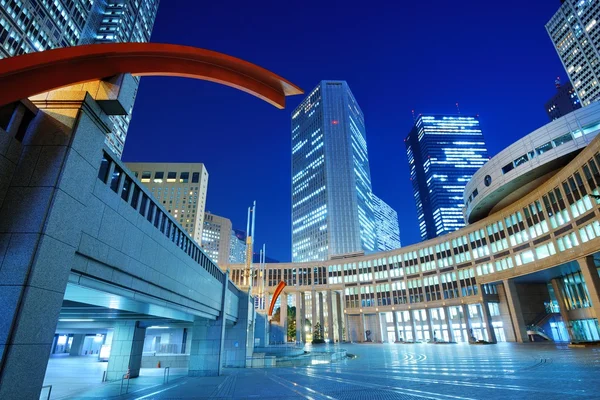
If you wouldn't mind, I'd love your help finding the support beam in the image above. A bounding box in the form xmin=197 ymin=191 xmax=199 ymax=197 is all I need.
xmin=481 ymin=302 xmax=497 ymax=343
xmin=106 ymin=321 xmax=146 ymax=380
xmin=551 ymin=278 xmax=574 ymax=342
xmin=392 ymin=311 xmax=400 ymax=342
xmin=280 ymin=291 xmax=288 ymax=342
xmin=336 ymin=292 xmax=344 ymax=342
xmin=577 ymin=256 xmax=600 ymax=320
xmin=461 ymin=304 xmax=475 ymax=343
xmin=69 ymin=334 xmax=85 ymax=356
xmin=295 ymin=292 xmax=303 ymax=344
xmin=327 ymin=291 xmax=334 ymax=342
xmin=502 ymin=280 xmax=529 ymax=343
xmin=445 ymin=307 xmax=456 ymax=342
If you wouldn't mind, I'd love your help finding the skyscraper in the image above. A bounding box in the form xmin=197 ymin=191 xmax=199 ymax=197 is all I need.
xmin=229 ymin=230 xmax=247 ymax=264
xmin=125 ymin=162 xmax=208 ymax=244
xmin=545 ymin=79 xmax=581 ymax=120
xmin=0 ymin=0 xmax=160 ymax=157
xmin=406 ymin=114 xmax=488 ymax=241
xmin=546 ymin=0 xmax=600 ymax=107
xmin=201 ymin=212 xmax=247 ymax=265
xmin=372 ymin=194 xmax=401 ymax=251
xmin=291 ymin=80 xmax=376 ymax=262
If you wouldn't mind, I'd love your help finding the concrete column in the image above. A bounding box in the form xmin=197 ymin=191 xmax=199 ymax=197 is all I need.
xmin=69 ymin=334 xmax=85 ymax=356
xmin=551 ymin=278 xmax=575 ymax=342
xmin=445 ymin=307 xmax=456 ymax=342
xmin=461 ymin=304 xmax=475 ymax=343
xmin=360 ymin=313 xmax=366 ymax=342
xmin=311 ymin=290 xmax=317 ymax=334
xmin=327 ymin=291 xmax=335 ymax=342
xmin=336 ymin=292 xmax=344 ymax=342
xmin=502 ymin=280 xmax=529 ymax=343
xmin=301 ymin=293 xmax=307 ymax=343
xmin=577 ymin=256 xmax=600 ymax=320
xmin=280 ymin=291 xmax=288 ymax=342
xmin=0 ymin=90 xmax=112 ymax=399
xmin=106 ymin=321 xmax=146 ymax=380
xmin=223 ymin=291 xmax=253 ymax=368
xmin=397 ymin=311 xmax=405 ymax=341
xmin=392 ymin=311 xmax=400 ymax=342
xmin=481 ymin=302 xmax=497 ymax=343
xmin=189 ymin=271 xmax=229 ymax=376
xmin=295 ymin=292 xmax=303 ymax=344
xmin=410 ymin=310 xmax=418 ymax=341
xmin=427 ymin=308 xmax=435 ymax=341
xmin=318 ymin=292 xmax=325 ymax=336
xmin=345 ymin=313 xmax=352 ymax=342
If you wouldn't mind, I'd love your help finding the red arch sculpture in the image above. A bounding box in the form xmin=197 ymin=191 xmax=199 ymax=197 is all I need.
xmin=0 ymin=43 xmax=303 ymax=108
xmin=268 ymin=280 xmax=287 ymax=317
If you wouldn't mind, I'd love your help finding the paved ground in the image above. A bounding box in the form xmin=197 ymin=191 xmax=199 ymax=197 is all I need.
xmin=47 ymin=342 xmax=600 ymax=399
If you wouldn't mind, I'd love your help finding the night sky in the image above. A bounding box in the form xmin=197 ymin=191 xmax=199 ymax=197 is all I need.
xmin=123 ymin=0 xmax=566 ymax=262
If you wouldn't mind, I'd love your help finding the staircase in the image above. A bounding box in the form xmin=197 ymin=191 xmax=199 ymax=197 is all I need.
xmin=526 ymin=303 xmax=560 ymax=342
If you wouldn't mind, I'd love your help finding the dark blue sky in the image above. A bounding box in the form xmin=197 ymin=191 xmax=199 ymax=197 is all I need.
xmin=123 ymin=0 xmax=566 ymax=262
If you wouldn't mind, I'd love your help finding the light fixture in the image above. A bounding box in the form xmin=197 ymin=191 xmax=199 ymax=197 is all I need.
xmin=59 ymin=319 xmax=94 ymax=322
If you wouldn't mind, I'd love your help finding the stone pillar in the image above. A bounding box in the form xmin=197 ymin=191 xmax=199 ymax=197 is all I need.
xmin=461 ymin=304 xmax=475 ymax=343
xmin=360 ymin=313 xmax=366 ymax=342
xmin=481 ymin=302 xmax=497 ymax=343
xmin=311 ymin=290 xmax=317 ymax=334
xmin=301 ymin=293 xmax=307 ymax=343
xmin=333 ymin=291 xmax=344 ymax=343
xmin=189 ymin=271 xmax=229 ymax=376
xmin=551 ymin=278 xmax=574 ymax=342
xmin=392 ymin=311 xmax=400 ymax=342
xmin=327 ymin=291 xmax=335 ymax=342
xmin=345 ymin=313 xmax=351 ymax=342
xmin=280 ymin=291 xmax=288 ymax=342
xmin=427 ymin=308 xmax=435 ymax=341
xmin=106 ymin=321 xmax=146 ymax=380
xmin=577 ymin=256 xmax=600 ymax=320
xmin=410 ymin=310 xmax=418 ymax=341
xmin=397 ymin=311 xmax=405 ymax=341
xmin=502 ymin=280 xmax=529 ymax=343
xmin=295 ymin=292 xmax=303 ymax=344
xmin=318 ymin=292 xmax=325 ymax=336
xmin=223 ymin=291 xmax=253 ymax=368
xmin=445 ymin=307 xmax=456 ymax=342
xmin=0 ymin=88 xmax=115 ymax=399
xmin=69 ymin=334 xmax=85 ymax=356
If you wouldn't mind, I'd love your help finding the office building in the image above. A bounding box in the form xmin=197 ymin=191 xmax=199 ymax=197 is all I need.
xmin=0 ymin=0 xmax=160 ymax=156
xmin=125 ymin=162 xmax=208 ymax=244
xmin=201 ymin=212 xmax=247 ymax=265
xmin=372 ymin=194 xmax=401 ymax=251
xmin=546 ymin=79 xmax=582 ymax=120
xmin=230 ymin=230 xmax=247 ymax=264
xmin=406 ymin=114 xmax=488 ymax=240
xmin=291 ymin=80 xmax=377 ymax=262
xmin=546 ymin=0 xmax=600 ymax=107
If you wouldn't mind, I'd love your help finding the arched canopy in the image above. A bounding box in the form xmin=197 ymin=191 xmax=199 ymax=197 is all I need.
xmin=0 ymin=43 xmax=303 ymax=108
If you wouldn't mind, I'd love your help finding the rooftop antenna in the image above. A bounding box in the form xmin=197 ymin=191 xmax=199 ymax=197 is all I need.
xmin=411 ymin=109 xmax=416 ymax=122
xmin=244 ymin=201 xmax=256 ymax=288
xmin=456 ymin=102 xmax=461 ymax=115
xmin=555 ymin=76 xmax=561 ymax=90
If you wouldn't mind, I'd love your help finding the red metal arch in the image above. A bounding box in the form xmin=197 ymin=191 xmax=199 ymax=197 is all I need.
xmin=0 ymin=43 xmax=302 ymax=108
xmin=268 ymin=280 xmax=287 ymax=317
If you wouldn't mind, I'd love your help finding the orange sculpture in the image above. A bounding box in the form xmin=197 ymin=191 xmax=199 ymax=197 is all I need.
xmin=268 ymin=280 xmax=287 ymax=317
xmin=0 ymin=43 xmax=302 ymax=108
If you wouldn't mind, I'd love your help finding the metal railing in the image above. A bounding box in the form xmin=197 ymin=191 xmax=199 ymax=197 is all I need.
xmin=163 ymin=367 xmax=170 ymax=384
xmin=41 ymin=385 xmax=52 ymax=400
xmin=119 ymin=373 xmax=130 ymax=395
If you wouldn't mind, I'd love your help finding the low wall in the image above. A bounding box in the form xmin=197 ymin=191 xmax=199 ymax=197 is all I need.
xmin=141 ymin=354 xmax=189 ymax=368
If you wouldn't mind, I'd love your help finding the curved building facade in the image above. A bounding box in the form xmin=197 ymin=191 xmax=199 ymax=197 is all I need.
xmin=226 ymin=116 xmax=600 ymax=345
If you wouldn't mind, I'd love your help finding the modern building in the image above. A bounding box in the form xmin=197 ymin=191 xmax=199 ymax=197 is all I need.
xmin=546 ymin=79 xmax=582 ymax=120
xmin=226 ymin=103 xmax=600 ymax=346
xmin=546 ymin=0 xmax=600 ymax=107
xmin=291 ymin=80 xmax=377 ymax=262
xmin=230 ymin=230 xmax=247 ymax=264
xmin=0 ymin=0 xmax=161 ymax=156
xmin=125 ymin=162 xmax=209 ymax=244
xmin=406 ymin=114 xmax=489 ymax=241
xmin=372 ymin=194 xmax=401 ymax=251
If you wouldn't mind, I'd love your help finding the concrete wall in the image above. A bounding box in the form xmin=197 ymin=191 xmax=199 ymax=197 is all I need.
xmin=516 ymin=283 xmax=550 ymax=325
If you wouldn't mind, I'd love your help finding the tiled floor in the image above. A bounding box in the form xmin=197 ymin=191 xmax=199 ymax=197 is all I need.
xmin=51 ymin=342 xmax=600 ymax=399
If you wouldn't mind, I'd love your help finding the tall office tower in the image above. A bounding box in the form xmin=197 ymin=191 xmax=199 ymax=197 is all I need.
xmin=372 ymin=194 xmax=401 ymax=251
xmin=201 ymin=212 xmax=233 ymax=265
xmin=546 ymin=0 xmax=600 ymax=107
xmin=0 ymin=0 xmax=160 ymax=157
xmin=291 ymin=81 xmax=377 ymax=262
xmin=125 ymin=162 xmax=208 ymax=244
xmin=545 ymin=79 xmax=582 ymax=120
xmin=406 ymin=114 xmax=488 ymax=241
xmin=229 ymin=230 xmax=247 ymax=264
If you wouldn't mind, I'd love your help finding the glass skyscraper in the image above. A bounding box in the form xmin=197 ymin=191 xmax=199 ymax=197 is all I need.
xmin=372 ymin=194 xmax=401 ymax=251
xmin=546 ymin=0 xmax=600 ymax=107
xmin=291 ymin=81 xmax=377 ymax=262
xmin=0 ymin=0 xmax=160 ymax=157
xmin=406 ymin=114 xmax=488 ymax=240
